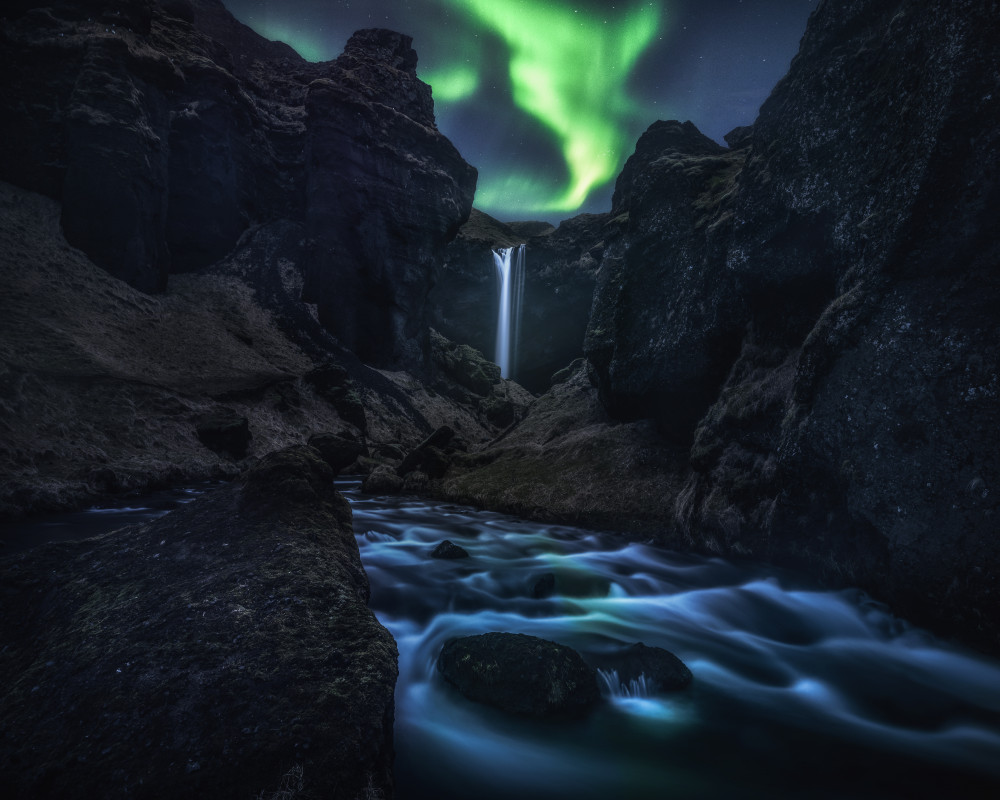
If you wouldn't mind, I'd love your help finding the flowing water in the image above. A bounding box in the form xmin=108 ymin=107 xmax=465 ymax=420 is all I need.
xmin=5 ymin=481 xmax=1000 ymax=798
xmin=0 ymin=484 xmax=215 ymax=556
xmin=492 ymin=244 xmax=525 ymax=379
xmin=344 ymin=483 xmax=1000 ymax=800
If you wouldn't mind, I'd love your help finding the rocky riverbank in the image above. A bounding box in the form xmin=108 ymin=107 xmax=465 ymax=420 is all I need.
xmin=0 ymin=446 xmax=396 ymax=799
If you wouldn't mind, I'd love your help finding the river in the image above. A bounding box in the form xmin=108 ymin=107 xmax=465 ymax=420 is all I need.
xmin=344 ymin=482 xmax=1000 ymax=800
xmin=4 ymin=481 xmax=999 ymax=798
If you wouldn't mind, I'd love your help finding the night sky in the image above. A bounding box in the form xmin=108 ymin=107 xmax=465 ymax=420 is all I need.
xmin=222 ymin=1 xmax=818 ymax=222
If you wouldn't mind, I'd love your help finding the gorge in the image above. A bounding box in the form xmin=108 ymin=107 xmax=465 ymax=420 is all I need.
xmin=1 ymin=0 xmax=998 ymax=798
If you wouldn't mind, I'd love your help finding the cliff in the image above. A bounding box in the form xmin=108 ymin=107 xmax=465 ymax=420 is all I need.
xmin=0 ymin=1 xmax=514 ymax=520
xmin=442 ymin=0 xmax=1000 ymax=651
xmin=0 ymin=0 xmax=476 ymax=366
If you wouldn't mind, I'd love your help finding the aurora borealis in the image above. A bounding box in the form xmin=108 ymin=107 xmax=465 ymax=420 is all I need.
xmin=222 ymin=0 xmax=817 ymax=221
xmin=434 ymin=0 xmax=660 ymax=213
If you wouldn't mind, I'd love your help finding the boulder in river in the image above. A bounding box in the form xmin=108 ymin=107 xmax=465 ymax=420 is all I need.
xmin=437 ymin=632 xmax=600 ymax=716
xmin=431 ymin=539 xmax=470 ymax=559
xmin=587 ymin=642 xmax=693 ymax=693
xmin=362 ymin=465 xmax=405 ymax=495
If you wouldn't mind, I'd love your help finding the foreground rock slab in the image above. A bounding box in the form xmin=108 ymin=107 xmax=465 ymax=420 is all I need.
xmin=437 ymin=632 xmax=599 ymax=717
xmin=0 ymin=446 xmax=397 ymax=800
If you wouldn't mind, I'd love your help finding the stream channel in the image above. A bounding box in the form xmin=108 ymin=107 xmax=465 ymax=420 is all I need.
xmin=4 ymin=480 xmax=1000 ymax=798
xmin=344 ymin=481 xmax=1000 ymax=800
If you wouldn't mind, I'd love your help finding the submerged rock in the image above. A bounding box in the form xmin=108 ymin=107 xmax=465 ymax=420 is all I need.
xmin=531 ymin=572 xmax=557 ymax=598
xmin=431 ymin=539 xmax=469 ymax=559
xmin=437 ymin=632 xmax=600 ymax=717
xmin=0 ymin=446 xmax=397 ymax=799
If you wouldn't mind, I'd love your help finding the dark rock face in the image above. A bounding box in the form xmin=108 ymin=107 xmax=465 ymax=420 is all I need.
xmin=428 ymin=329 xmax=535 ymax=430
xmin=431 ymin=326 xmax=503 ymax=396
xmin=517 ymin=213 xmax=610 ymax=392
xmin=579 ymin=0 xmax=1000 ymax=648
xmin=308 ymin=431 xmax=365 ymax=474
xmin=432 ymin=208 xmax=605 ymax=393
xmin=397 ymin=424 xmax=455 ymax=477
xmin=0 ymin=446 xmax=397 ymax=799
xmin=0 ymin=1 xmax=475 ymax=365
xmin=585 ymin=119 xmax=747 ymax=443
xmin=195 ymin=408 xmax=251 ymax=459
xmin=304 ymin=29 xmax=477 ymax=367
xmin=437 ymin=632 xmax=600 ymax=716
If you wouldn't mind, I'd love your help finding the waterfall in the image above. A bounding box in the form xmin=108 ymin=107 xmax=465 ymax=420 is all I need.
xmin=596 ymin=669 xmax=656 ymax=699
xmin=492 ymin=244 xmax=525 ymax=379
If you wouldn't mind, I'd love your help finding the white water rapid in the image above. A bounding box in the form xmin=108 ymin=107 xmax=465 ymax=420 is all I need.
xmin=492 ymin=244 xmax=525 ymax=379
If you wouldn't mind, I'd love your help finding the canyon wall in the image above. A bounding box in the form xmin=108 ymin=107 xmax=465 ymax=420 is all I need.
xmin=0 ymin=0 xmax=475 ymax=366
xmin=445 ymin=0 xmax=1000 ymax=650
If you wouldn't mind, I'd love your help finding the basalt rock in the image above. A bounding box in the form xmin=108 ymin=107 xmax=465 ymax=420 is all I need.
xmin=195 ymin=408 xmax=251 ymax=459
xmin=0 ymin=446 xmax=397 ymax=799
xmin=308 ymin=431 xmax=366 ymax=475
xmin=430 ymin=539 xmax=469 ymax=560
xmin=397 ymin=424 xmax=455 ymax=477
xmin=428 ymin=329 xmax=535 ymax=430
xmin=437 ymin=632 xmax=600 ymax=717
xmin=362 ymin=465 xmax=405 ymax=495
xmin=438 ymin=360 xmax=686 ymax=533
xmin=430 ymin=326 xmax=502 ymax=397
xmin=584 ymin=119 xmax=747 ymax=443
xmin=515 ymin=213 xmax=610 ymax=392
xmin=303 ymin=29 xmax=477 ymax=367
xmin=0 ymin=1 xmax=475 ymax=366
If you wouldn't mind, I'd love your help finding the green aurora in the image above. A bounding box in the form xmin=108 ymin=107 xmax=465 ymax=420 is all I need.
xmin=242 ymin=1 xmax=666 ymax=219
xmin=437 ymin=0 xmax=663 ymax=213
